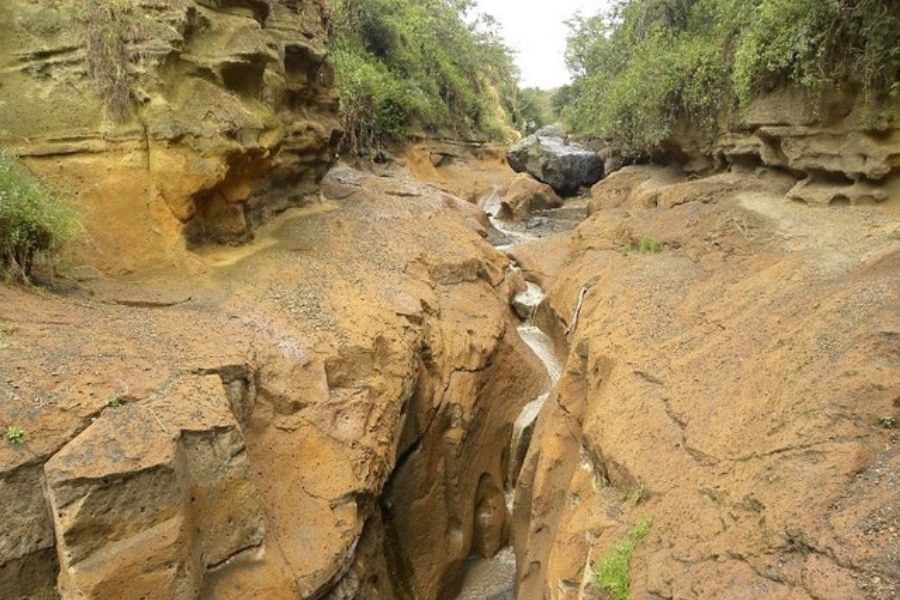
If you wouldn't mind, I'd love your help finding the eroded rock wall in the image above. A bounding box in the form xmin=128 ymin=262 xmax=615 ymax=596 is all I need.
xmin=0 ymin=166 xmax=543 ymax=600
xmin=0 ymin=0 xmax=339 ymax=273
xmin=514 ymin=167 xmax=900 ymax=599
xmin=671 ymin=87 xmax=900 ymax=205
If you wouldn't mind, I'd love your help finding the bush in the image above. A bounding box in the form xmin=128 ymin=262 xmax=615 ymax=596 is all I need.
xmin=0 ymin=150 xmax=78 ymax=281
xmin=560 ymin=0 xmax=900 ymax=153
xmin=515 ymin=87 xmax=558 ymax=133
xmin=330 ymin=0 xmax=520 ymax=153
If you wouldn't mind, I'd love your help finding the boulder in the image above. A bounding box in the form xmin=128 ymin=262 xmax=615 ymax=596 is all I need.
xmin=507 ymin=128 xmax=604 ymax=196
xmin=498 ymin=174 xmax=563 ymax=221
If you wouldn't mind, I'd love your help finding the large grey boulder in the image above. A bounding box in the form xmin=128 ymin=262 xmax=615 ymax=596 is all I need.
xmin=507 ymin=127 xmax=604 ymax=195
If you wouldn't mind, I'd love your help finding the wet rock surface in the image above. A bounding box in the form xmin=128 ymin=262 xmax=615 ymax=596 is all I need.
xmin=507 ymin=128 xmax=603 ymax=196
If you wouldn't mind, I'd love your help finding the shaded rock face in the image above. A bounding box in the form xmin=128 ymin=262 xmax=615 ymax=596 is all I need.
xmin=513 ymin=167 xmax=900 ymax=600
xmin=667 ymin=87 xmax=900 ymax=198
xmin=498 ymin=174 xmax=563 ymax=222
xmin=720 ymin=88 xmax=899 ymax=182
xmin=507 ymin=128 xmax=603 ymax=196
xmin=0 ymin=166 xmax=545 ymax=600
xmin=0 ymin=0 xmax=340 ymax=272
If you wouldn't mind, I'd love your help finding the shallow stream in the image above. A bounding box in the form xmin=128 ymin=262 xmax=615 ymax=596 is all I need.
xmin=454 ymin=192 xmax=566 ymax=600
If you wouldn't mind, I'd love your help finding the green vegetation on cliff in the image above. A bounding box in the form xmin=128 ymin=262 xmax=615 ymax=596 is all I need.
xmin=594 ymin=518 xmax=653 ymax=600
xmin=0 ymin=150 xmax=78 ymax=281
xmin=560 ymin=0 xmax=900 ymax=152
xmin=329 ymin=0 xmax=520 ymax=152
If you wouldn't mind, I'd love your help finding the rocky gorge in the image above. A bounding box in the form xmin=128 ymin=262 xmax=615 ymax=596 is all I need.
xmin=1 ymin=1 xmax=899 ymax=600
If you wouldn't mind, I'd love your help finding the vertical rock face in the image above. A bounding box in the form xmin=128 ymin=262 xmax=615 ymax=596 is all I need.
xmin=43 ymin=377 xmax=265 ymax=600
xmin=0 ymin=0 xmax=340 ymax=272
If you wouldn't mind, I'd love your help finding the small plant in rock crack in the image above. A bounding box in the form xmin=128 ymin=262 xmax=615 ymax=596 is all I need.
xmin=638 ymin=236 xmax=663 ymax=254
xmin=6 ymin=425 xmax=25 ymax=445
xmin=879 ymin=415 xmax=897 ymax=429
xmin=627 ymin=484 xmax=647 ymax=505
xmin=594 ymin=518 xmax=653 ymax=600
xmin=106 ymin=394 xmax=125 ymax=408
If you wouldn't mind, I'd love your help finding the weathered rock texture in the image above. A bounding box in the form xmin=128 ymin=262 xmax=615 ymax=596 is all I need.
xmin=405 ymin=138 xmax=518 ymax=204
xmin=507 ymin=127 xmax=604 ymax=196
xmin=498 ymin=174 xmax=563 ymax=222
xmin=0 ymin=165 xmax=544 ymax=600
xmin=0 ymin=0 xmax=340 ymax=273
xmin=513 ymin=167 xmax=900 ymax=599
xmin=668 ymin=87 xmax=900 ymax=206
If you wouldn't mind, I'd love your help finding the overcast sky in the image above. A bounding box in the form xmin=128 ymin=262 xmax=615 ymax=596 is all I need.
xmin=475 ymin=0 xmax=612 ymax=89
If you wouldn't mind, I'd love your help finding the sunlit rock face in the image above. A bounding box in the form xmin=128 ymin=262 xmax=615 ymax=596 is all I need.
xmin=0 ymin=0 xmax=340 ymax=273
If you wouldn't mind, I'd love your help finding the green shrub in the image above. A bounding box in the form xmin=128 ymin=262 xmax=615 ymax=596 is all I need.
xmin=638 ymin=236 xmax=663 ymax=254
xmin=733 ymin=0 xmax=900 ymax=105
xmin=560 ymin=0 xmax=900 ymax=153
xmin=594 ymin=518 xmax=653 ymax=600
xmin=515 ymin=87 xmax=558 ymax=133
xmin=0 ymin=149 xmax=78 ymax=280
xmin=330 ymin=0 xmax=520 ymax=153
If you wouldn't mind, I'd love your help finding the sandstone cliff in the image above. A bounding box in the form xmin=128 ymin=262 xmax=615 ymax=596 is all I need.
xmin=0 ymin=165 xmax=547 ymax=600
xmin=513 ymin=166 xmax=900 ymax=600
xmin=673 ymin=88 xmax=900 ymax=209
xmin=0 ymin=0 xmax=340 ymax=273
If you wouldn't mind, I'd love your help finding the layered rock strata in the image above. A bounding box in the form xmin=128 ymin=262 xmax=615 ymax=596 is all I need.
xmin=0 ymin=0 xmax=340 ymax=272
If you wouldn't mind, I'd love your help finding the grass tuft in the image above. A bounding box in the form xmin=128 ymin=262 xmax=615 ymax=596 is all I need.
xmin=638 ymin=236 xmax=663 ymax=254
xmin=6 ymin=425 xmax=25 ymax=445
xmin=595 ymin=518 xmax=653 ymax=600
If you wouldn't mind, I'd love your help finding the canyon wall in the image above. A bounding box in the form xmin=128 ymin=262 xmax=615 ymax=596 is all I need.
xmin=513 ymin=166 xmax=900 ymax=600
xmin=0 ymin=166 xmax=544 ymax=600
xmin=672 ymin=88 xmax=900 ymax=207
xmin=0 ymin=0 xmax=340 ymax=273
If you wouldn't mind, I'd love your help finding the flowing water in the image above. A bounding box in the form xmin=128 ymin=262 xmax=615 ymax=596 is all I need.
xmin=455 ymin=194 xmax=565 ymax=600
xmin=478 ymin=185 xmax=538 ymax=250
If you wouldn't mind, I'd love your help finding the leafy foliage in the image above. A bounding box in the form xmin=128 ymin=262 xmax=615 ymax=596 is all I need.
xmin=638 ymin=236 xmax=663 ymax=254
xmin=559 ymin=0 xmax=900 ymax=152
xmin=594 ymin=518 xmax=653 ymax=600
xmin=515 ymin=87 xmax=559 ymax=133
xmin=0 ymin=149 xmax=78 ymax=281
xmin=329 ymin=0 xmax=520 ymax=153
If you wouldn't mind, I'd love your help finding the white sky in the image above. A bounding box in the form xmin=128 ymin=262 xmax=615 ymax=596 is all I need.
xmin=475 ymin=0 xmax=612 ymax=89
